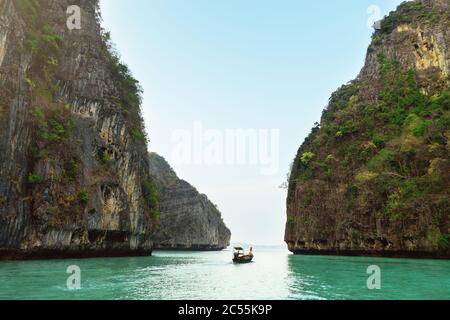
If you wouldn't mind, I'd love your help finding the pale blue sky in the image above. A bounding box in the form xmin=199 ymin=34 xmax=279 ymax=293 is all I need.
xmin=99 ymin=0 xmax=404 ymax=245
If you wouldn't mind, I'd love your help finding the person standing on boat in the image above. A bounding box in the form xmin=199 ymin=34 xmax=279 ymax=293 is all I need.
xmin=248 ymin=247 xmax=254 ymax=258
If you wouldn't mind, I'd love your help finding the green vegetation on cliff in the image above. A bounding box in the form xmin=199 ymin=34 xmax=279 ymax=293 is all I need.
xmin=142 ymin=179 xmax=160 ymax=223
xmin=379 ymin=0 xmax=449 ymax=34
xmin=287 ymin=1 xmax=450 ymax=253
xmin=16 ymin=0 xmax=158 ymax=224
xmin=289 ymin=55 xmax=449 ymax=248
xmin=101 ymin=31 xmax=148 ymax=144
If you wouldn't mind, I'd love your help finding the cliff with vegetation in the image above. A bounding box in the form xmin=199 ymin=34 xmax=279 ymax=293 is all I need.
xmin=0 ymin=0 xmax=158 ymax=259
xmin=148 ymin=153 xmax=231 ymax=250
xmin=285 ymin=0 xmax=450 ymax=258
xmin=0 ymin=0 xmax=230 ymax=259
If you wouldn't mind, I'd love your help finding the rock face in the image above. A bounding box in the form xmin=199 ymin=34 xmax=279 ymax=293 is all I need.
xmin=148 ymin=153 xmax=231 ymax=250
xmin=0 ymin=0 xmax=157 ymax=259
xmin=0 ymin=0 xmax=231 ymax=259
xmin=285 ymin=0 xmax=450 ymax=258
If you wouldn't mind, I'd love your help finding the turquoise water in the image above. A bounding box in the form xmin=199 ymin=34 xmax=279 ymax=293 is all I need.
xmin=0 ymin=247 xmax=449 ymax=300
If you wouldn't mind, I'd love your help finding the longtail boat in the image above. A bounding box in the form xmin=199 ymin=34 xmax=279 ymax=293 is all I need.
xmin=232 ymin=247 xmax=254 ymax=264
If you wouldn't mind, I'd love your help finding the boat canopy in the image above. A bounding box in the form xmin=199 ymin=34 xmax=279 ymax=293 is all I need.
xmin=234 ymin=247 xmax=244 ymax=251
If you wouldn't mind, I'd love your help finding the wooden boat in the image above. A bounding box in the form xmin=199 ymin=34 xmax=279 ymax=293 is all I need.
xmin=232 ymin=247 xmax=254 ymax=264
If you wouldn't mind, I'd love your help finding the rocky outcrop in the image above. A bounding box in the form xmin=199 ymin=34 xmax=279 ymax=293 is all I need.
xmin=148 ymin=153 xmax=231 ymax=250
xmin=0 ymin=0 xmax=156 ymax=259
xmin=285 ymin=0 xmax=450 ymax=258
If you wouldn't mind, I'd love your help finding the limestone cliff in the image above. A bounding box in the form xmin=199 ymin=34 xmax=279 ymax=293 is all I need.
xmin=285 ymin=0 xmax=450 ymax=258
xmin=148 ymin=153 xmax=231 ymax=250
xmin=0 ymin=0 xmax=232 ymax=259
xmin=0 ymin=0 xmax=157 ymax=259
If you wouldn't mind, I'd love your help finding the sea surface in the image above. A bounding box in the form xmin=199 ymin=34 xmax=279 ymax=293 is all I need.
xmin=0 ymin=246 xmax=449 ymax=300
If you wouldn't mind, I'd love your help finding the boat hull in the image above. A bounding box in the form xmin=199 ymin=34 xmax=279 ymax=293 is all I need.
xmin=233 ymin=256 xmax=253 ymax=264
